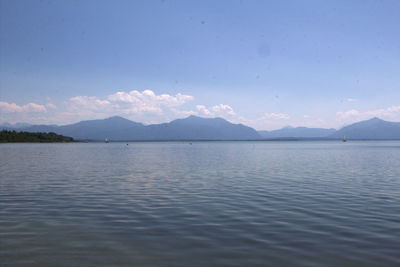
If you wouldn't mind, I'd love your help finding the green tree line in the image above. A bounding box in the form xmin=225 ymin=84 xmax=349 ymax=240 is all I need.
xmin=0 ymin=130 xmax=76 ymax=143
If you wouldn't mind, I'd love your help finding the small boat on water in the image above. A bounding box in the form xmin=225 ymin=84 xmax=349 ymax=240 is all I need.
xmin=342 ymin=134 xmax=347 ymax=142
xmin=105 ymin=138 xmax=109 ymax=143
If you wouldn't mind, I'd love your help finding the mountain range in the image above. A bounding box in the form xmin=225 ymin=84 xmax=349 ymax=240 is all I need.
xmin=258 ymin=127 xmax=336 ymax=139
xmin=1 ymin=116 xmax=399 ymax=141
xmin=1 ymin=115 xmax=260 ymax=140
xmin=330 ymin=117 xmax=400 ymax=140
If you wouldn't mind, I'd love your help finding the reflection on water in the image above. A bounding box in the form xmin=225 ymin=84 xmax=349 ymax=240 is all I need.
xmin=1 ymin=141 xmax=400 ymax=266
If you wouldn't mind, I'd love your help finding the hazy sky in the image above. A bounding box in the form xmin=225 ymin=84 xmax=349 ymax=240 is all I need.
xmin=1 ymin=0 xmax=399 ymax=130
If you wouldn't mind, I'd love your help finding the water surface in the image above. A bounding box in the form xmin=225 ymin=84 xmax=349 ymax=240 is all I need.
xmin=1 ymin=141 xmax=400 ymax=266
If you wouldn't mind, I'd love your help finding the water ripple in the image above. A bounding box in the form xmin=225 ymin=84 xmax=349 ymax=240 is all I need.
xmin=1 ymin=141 xmax=400 ymax=266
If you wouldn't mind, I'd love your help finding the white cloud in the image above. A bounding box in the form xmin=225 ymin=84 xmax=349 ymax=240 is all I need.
xmin=195 ymin=104 xmax=235 ymax=117
xmin=196 ymin=105 xmax=211 ymax=115
xmin=211 ymin=104 xmax=236 ymax=116
xmin=336 ymin=109 xmax=360 ymax=119
xmin=46 ymin=103 xmax=57 ymax=109
xmin=107 ymin=90 xmax=193 ymax=107
xmin=0 ymin=101 xmax=47 ymax=113
xmin=337 ymin=106 xmax=400 ymax=120
xmin=3 ymin=88 xmax=396 ymax=132
xmin=336 ymin=106 xmax=400 ymax=126
xmin=366 ymin=106 xmax=400 ymax=118
xmin=262 ymin=112 xmax=289 ymax=120
xmin=0 ymin=90 xmax=197 ymax=125
xmin=347 ymin=98 xmax=358 ymax=102
xmin=0 ymin=91 xmax=291 ymax=129
xmin=67 ymin=90 xmax=194 ymax=118
xmin=70 ymin=96 xmax=111 ymax=109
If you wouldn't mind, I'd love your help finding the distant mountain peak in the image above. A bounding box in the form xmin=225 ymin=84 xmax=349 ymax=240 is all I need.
xmin=331 ymin=117 xmax=400 ymax=139
xmin=107 ymin=115 xmax=124 ymax=119
xmin=184 ymin=115 xmax=204 ymax=120
xmin=173 ymin=115 xmax=228 ymax=123
xmin=350 ymin=117 xmax=386 ymax=127
xmin=367 ymin=117 xmax=383 ymax=122
xmin=187 ymin=115 xmax=199 ymax=119
xmin=10 ymin=116 xmax=399 ymax=141
xmin=104 ymin=116 xmax=133 ymax=121
xmin=185 ymin=115 xmax=222 ymax=120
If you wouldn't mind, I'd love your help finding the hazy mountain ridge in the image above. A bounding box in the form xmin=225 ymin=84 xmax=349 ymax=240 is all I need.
xmin=146 ymin=116 xmax=260 ymax=140
xmin=0 ymin=122 xmax=32 ymax=129
xmin=329 ymin=117 xmax=400 ymax=140
xmin=3 ymin=115 xmax=260 ymax=140
xmin=2 ymin=116 xmax=400 ymax=140
xmin=258 ymin=127 xmax=336 ymax=139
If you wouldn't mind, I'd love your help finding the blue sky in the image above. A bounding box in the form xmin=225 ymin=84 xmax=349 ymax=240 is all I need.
xmin=1 ymin=0 xmax=399 ymax=130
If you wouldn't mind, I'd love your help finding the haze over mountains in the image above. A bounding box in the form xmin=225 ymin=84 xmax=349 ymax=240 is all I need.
xmin=258 ymin=127 xmax=336 ymax=139
xmin=1 ymin=116 xmax=260 ymax=140
xmin=1 ymin=116 xmax=400 ymax=141
xmin=330 ymin=117 xmax=400 ymax=140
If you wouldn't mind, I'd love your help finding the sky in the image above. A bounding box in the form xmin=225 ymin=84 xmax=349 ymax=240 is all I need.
xmin=1 ymin=0 xmax=400 ymax=130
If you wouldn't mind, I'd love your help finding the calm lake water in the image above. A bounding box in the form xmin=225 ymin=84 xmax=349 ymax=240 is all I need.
xmin=1 ymin=141 xmax=400 ymax=266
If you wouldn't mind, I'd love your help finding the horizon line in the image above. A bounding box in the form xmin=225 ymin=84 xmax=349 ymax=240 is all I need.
xmin=1 ymin=115 xmax=396 ymax=132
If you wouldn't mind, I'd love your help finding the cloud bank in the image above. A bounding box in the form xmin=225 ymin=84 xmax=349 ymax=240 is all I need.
xmin=337 ymin=106 xmax=400 ymax=121
xmin=0 ymin=102 xmax=47 ymax=113
xmin=1 ymin=89 xmax=399 ymax=131
xmin=68 ymin=90 xmax=194 ymax=116
xmin=196 ymin=104 xmax=236 ymax=117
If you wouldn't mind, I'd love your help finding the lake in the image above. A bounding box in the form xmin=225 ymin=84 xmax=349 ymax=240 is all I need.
xmin=1 ymin=141 xmax=400 ymax=266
